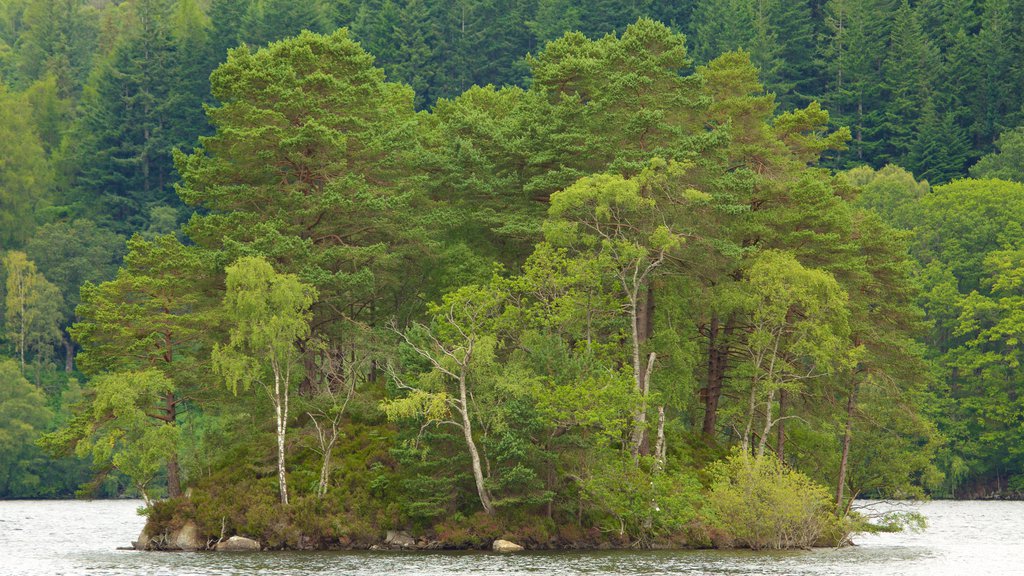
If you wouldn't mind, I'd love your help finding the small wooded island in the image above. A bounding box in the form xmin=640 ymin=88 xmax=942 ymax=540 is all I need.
xmin=4 ymin=0 xmax=1024 ymax=555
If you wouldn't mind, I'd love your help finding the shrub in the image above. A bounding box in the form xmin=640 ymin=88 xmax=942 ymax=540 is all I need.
xmin=705 ymin=451 xmax=843 ymax=549
xmin=581 ymin=453 xmax=701 ymax=546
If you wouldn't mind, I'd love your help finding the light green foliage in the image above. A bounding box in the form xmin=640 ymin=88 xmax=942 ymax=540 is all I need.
xmin=846 ymin=164 xmax=928 ymax=227
xmin=2 ymin=251 xmax=62 ymax=371
xmin=744 ymin=251 xmax=850 ymax=373
xmin=739 ymin=250 xmax=851 ymax=454
xmin=213 ymin=255 xmax=316 ymax=505
xmin=214 ymin=256 xmax=316 ymax=395
xmin=707 ymin=451 xmax=843 ymax=549
xmin=0 ymin=84 xmax=51 ymax=247
xmin=581 ymin=453 xmax=701 ymax=544
xmin=68 ymin=234 xmax=219 ymax=498
xmin=912 ymin=178 xmax=1024 ymax=293
xmin=0 ymin=358 xmax=52 ymax=497
xmin=72 ymin=369 xmax=178 ymax=505
xmin=970 ymin=127 xmax=1024 ymax=182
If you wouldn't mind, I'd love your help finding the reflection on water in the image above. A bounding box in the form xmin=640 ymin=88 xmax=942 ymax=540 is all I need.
xmin=0 ymin=499 xmax=1021 ymax=576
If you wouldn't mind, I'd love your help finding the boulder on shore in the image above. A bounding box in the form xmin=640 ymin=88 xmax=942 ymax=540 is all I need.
xmin=216 ymin=535 xmax=261 ymax=551
xmin=170 ymin=520 xmax=204 ymax=551
xmin=132 ymin=526 xmax=152 ymax=550
xmin=493 ymin=539 xmax=524 ymax=552
xmin=385 ymin=530 xmax=416 ymax=549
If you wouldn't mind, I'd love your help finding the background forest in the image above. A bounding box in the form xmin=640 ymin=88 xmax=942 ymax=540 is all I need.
xmin=2 ymin=0 xmax=1024 ymax=547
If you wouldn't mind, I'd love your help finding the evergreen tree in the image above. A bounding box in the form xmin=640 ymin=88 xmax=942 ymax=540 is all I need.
xmin=13 ymin=0 xmax=97 ymax=98
xmin=208 ymin=0 xmax=249 ymax=65
xmin=968 ymin=0 xmax=1019 ymax=148
xmin=905 ymin=98 xmax=969 ymax=184
xmin=64 ymin=0 xmax=205 ymax=233
xmin=970 ymin=126 xmax=1024 ymax=181
xmin=239 ymin=0 xmax=330 ymax=47
xmin=876 ymin=0 xmax=939 ymax=166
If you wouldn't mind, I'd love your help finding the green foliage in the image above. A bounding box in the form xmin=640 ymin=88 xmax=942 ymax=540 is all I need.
xmin=0 ymin=358 xmax=52 ymax=497
xmin=971 ymin=126 xmax=1024 ymax=182
xmin=1 ymin=5 xmax=983 ymax=545
xmin=2 ymin=251 xmax=62 ymax=371
xmin=706 ymin=451 xmax=844 ymax=549
xmin=0 ymin=84 xmax=51 ymax=247
xmin=68 ymin=369 xmax=178 ymax=504
xmin=214 ymin=256 xmax=316 ymax=395
xmin=581 ymin=453 xmax=700 ymax=543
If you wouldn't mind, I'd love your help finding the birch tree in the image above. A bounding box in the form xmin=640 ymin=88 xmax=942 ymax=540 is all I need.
xmin=545 ymin=161 xmax=700 ymax=458
xmin=213 ymin=256 xmax=316 ymax=506
xmin=738 ymin=250 xmax=851 ymax=457
xmin=3 ymin=251 xmax=62 ymax=372
xmin=382 ymin=283 xmax=505 ymax=515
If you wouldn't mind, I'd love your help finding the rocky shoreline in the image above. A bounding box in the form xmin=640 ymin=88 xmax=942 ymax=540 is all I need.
xmin=131 ymin=520 xmax=705 ymax=552
xmin=134 ymin=522 xmax=536 ymax=553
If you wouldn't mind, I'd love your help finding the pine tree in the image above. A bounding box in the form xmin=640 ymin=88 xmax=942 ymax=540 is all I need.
xmin=822 ymin=0 xmax=896 ymax=166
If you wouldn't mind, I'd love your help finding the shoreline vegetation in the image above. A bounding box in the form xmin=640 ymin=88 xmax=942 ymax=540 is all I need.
xmin=92 ymin=21 xmax=926 ymax=552
xmin=3 ymin=1 xmax=1024 ymax=555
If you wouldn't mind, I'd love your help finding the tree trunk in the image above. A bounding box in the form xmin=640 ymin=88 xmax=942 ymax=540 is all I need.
xmin=318 ymin=446 xmax=332 ymax=498
xmin=459 ymin=370 xmax=494 ymax=515
xmin=702 ymin=315 xmax=732 ymax=438
xmin=836 ymin=380 xmax=857 ymax=510
xmin=654 ymin=405 xmax=666 ymax=467
xmin=299 ymin=342 xmax=316 ymax=396
xmin=757 ymin=390 xmax=775 ymax=458
xmin=63 ymin=333 xmax=74 ymax=373
xmin=777 ymin=389 xmax=787 ymax=463
xmin=273 ymin=365 xmax=289 ymax=505
xmin=164 ymin=392 xmax=181 ymax=498
xmin=630 ymin=285 xmax=656 ymax=458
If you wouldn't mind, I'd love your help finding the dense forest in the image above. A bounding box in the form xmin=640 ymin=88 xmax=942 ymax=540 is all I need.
xmin=3 ymin=0 xmax=1024 ymax=549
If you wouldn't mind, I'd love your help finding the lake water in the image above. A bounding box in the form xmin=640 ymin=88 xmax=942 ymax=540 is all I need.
xmin=1 ymin=499 xmax=1022 ymax=575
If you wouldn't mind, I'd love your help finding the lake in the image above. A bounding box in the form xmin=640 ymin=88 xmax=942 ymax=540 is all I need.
xmin=0 ymin=499 xmax=1021 ymax=575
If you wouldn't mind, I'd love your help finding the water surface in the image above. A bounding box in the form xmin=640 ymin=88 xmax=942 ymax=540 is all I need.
xmin=1 ymin=499 xmax=1021 ymax=575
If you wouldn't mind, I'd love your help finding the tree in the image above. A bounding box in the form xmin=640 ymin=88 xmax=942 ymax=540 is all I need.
xmin=545 ymin=162 xmax=696 ymax=458
xmin=64 ymin=0 xmax=204 ymax=233
xmin=876 ymin=0 xmax=940 ymax=166
xmin=0 ymin=358 xmax=52 ymax=498
xmin=57 ymin=369 xmax=178 ymax=505
xmin=70 ymin=234 xmax=219 ymax=499
xmin=213 ymin=255 xmax=316 ymax=505
xmin=970 ymin=126 xmax=1024 ymax=182
xmin=737 ymin=250 xmax=850 ymax=457
xmin=177 ymin=28 xmax=430 ymax=394
xmin=383 ymin=283 xmax=506 ymax=515
xmin=25 ymin=219 xmax=125 ymax=371
xmin=239 ymin=0 xmax=330 ymax=48
xmin=2 ymin=251 xmax=62 ymax=372
xmin=0 ymin=84 xmax=51 ymax=247
xmin=13 ymin=0 xmax=98 ymax=97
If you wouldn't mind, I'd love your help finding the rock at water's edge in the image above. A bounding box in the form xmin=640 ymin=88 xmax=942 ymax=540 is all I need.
xmin=216 ymin=535 xmax=261 ymax=551
xmin=385 ymin=530 xmax=416 ymax=549
xmin=493 ymin=539 xmax=524 ymax=552
xmin=132 ymin=526 xmax=152 ymax=550
xmin=170 ymin=520 xmax=205 ymax=551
